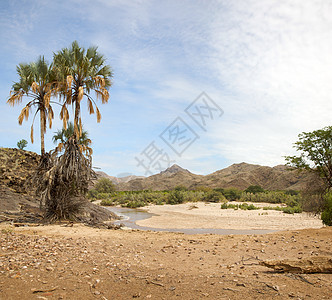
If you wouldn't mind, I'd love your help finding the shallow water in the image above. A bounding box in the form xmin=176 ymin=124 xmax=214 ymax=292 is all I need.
xmin=105 ymin=206 xmax=275 ymax=235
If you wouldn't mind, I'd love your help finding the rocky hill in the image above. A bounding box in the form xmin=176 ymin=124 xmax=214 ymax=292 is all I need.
xmin=0 ymin=148 xmax=41 ymax=211
xmin=118 ymin=162 xmax=314 ymax=191
xmin=0 ymin=148 xmax=116 ymax=222
xmin=95 ymin=171 xmax=144 ymax=184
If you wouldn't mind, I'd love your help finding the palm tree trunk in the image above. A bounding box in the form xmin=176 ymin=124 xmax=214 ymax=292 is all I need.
xmin=40 ymin=110 xmax=45 ymax=156
xmin=74 ymin=101 xmax=81 ymax=141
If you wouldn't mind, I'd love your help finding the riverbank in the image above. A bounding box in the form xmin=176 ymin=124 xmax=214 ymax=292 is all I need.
xmin=136 ymin=202 xmax=323 ymax=231
xmin=0 ymin=223 xmax=331 ymax=299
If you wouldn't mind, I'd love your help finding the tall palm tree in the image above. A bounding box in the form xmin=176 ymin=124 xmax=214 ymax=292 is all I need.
xmin=7 ymin=56 xmax=56 ymax=155
xmin=53 ymin=41 xmax=113 ymax=142
xmin=53 ymin=121 xmax=91 ymax=147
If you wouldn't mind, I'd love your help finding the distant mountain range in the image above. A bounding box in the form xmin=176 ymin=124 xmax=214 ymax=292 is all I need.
xmin=96 ymin=171 xmax=144 ymax=184
xmin=105 ymin=163 xmax=316 ymax=191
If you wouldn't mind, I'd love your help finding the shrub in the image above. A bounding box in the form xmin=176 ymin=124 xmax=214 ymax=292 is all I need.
xmin=96 ymin=192 xmax=112 ymax=199
xmin=239 ymin=203 xmax=259 ymax=210
xmin=282 ymin=206 xmax=302 ymax=214
xmin=125 ymin=200 xmax=146 ymax=208
xmin=321 ymin=193 xmax=332 ymax=226
xmin=174 ymin=185 xmax=188 ymax=191
xmin=100 ymin=199 xmax=115 ymax=206
xmin=94 ymin=178 xmax=116 ymax=193
xmin=240 ymin=191 xmax=300 ymax=204
xmin=222 ymin=188 xmax=242 ymax=201
xmin=17 ymin=139 xmax=28 ymax=150
xmin=262 ymin=205 xmax=302 ymax=214
xmin=203 ymin=191 xmax=225 ymax=203
xmin=285 ymin=189 xmax=299 ymax=196
xmin=245 ymin=185 xmax=264 ymax=194
xmin=285 ymin=197 xmax=299 ymax=208
xmin=167 ymin=190 xmax=185 ymax=204
xmin=88 ymin=189 xmax=99 ymax=199
xmin=220 ymin=202 xmax=239 ymax=210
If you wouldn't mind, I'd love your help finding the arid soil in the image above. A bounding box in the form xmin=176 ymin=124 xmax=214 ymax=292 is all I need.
xmin=0 ymin=224 xmax=331 ymax=299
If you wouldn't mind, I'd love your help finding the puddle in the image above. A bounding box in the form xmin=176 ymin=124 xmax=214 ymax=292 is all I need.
xmin=105 ymin=206 xmax=275 ymax=235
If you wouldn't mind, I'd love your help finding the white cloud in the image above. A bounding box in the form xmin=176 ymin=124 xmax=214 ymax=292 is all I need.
xmin=197 ymin=0 xmax=332 ymax=167
xmin=1 ymin=0 xmax=332 ymax=176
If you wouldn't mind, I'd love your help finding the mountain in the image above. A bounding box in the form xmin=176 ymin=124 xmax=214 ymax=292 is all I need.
xmin=201 ymin=163 xmax=311 ymax=190
xmin=160 ymin=164 xmax=191 ymax=176
xmin=117 ymin=162 xmax=317 ymax=191
xmin=118 ymin=164 xmax=203 ymax=191
xmin=95 ymin=171 xmax=144 ymax=184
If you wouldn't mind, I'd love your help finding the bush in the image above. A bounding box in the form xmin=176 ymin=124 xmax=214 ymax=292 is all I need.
xmin=17 ymin=139 xmax=28 ymax=150
xmin=220 ymin=202 xmax=238 ymax=210
xmin=203 ymin=191 xmax=225 ymax=203
xmin=222 ymin=188 xmax=242 ymax=201
xmin=100 ymin=199 xmax=115 ymax=206
xmin=321 ymin=193 xmax=332 ymax=226
xmin=240 ymin=191 xmax=300 ymax=204
xmin=88 ymin=189 xmax=99 ymax=199
xmin=245 ymin=185 xmax=264 ymax=194
xmin=282 ymin=206 xmax=302 ymax=214
xmin=94 ymin=178 xmax=116 ymax=193
xmin=285 ymin=197 xmax=299 ymax=208
xmin=285 ymin=189 xmax=299 ymax=196
xmin=125 ymin=200 xmax=146 ymax=208
xmin=167 ymin=190 xmax=185 ymax=204
xmin=239 ymin=203 xmax=259 ymax=210
xmin=173 ymin=185 xmax=188 ymax=191
xmin=263 ymin=205 xmax=302 ymax=214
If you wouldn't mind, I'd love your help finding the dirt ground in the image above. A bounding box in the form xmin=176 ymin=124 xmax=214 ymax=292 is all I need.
xmin=0 ymin=224 xmax=331 ymax=300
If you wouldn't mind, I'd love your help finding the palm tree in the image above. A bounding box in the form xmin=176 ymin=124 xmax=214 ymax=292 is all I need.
xmin=7 ymin=56 xmax=56 ymax=155
xmin=53 ymin=41 xmax=113 ymax=142
xmin=53 ymin=121 xmax=91 ymax=148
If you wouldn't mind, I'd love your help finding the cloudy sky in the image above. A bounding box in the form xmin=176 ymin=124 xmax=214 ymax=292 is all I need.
xmin=1 ymin=0 xmax=331 ymax=176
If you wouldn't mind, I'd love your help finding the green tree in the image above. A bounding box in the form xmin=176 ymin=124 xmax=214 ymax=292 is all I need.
xmin=17 ymin=139 xmax=28 ymax=150
xmin=321 ymin=193 xmax=332 ymax=226
xmin=53 ymin=41 xmax=113 ymax=142
xmin=285 ymin=126 xmax=332 ymax=225
xmin=285 ymin=126 xmax=332 ymax=190
xmin=7 ymin=56 xmax=56 ymax=155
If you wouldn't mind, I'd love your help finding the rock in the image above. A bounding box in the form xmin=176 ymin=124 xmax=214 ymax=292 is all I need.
xmin=260 ymin=257 xmax=332 ymax=273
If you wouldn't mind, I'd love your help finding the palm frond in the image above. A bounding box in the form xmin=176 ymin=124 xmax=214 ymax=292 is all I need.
xmin=66 ymin=75 xmax=73 ymax=89
xmin=101 ymin=88 xmax=109 ymax=103
xmin=30 ymin=124 xmax=34 ymax=144
xmin=78 ymin=86 xmax=84 ymax=103
xmin=96 ymin=106 xmax=101 ymax=123
xmin=87 ymin=98 xmax=94 ymax=114
xmin=31 ymin=81 xmax=39 ymax=93
xmin=7 ymin=91 xmax=24 ymax=106
xmin=48 ymin=106 xmax=54 ymax=129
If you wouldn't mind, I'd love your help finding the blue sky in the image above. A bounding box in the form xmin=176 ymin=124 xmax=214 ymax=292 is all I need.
xmin=1 ymin=0 xmax=332 ymax=177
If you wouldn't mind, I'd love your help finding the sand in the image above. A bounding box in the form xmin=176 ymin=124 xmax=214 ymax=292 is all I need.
xmin=1 ymin=223 xmax=332 ymax=299
xmin=136 ymin=202 xmax=323 ymax=230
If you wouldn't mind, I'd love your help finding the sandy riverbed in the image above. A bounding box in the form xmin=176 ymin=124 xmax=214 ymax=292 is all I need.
xmin=136 ymin=202 xmax=323 ymax=230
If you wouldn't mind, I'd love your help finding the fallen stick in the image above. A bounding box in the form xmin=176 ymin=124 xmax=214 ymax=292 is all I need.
xmin=146 ymin=280 xmax=164 ymax=287
xmin=31 ymin=286 xmax=58 ymax=294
